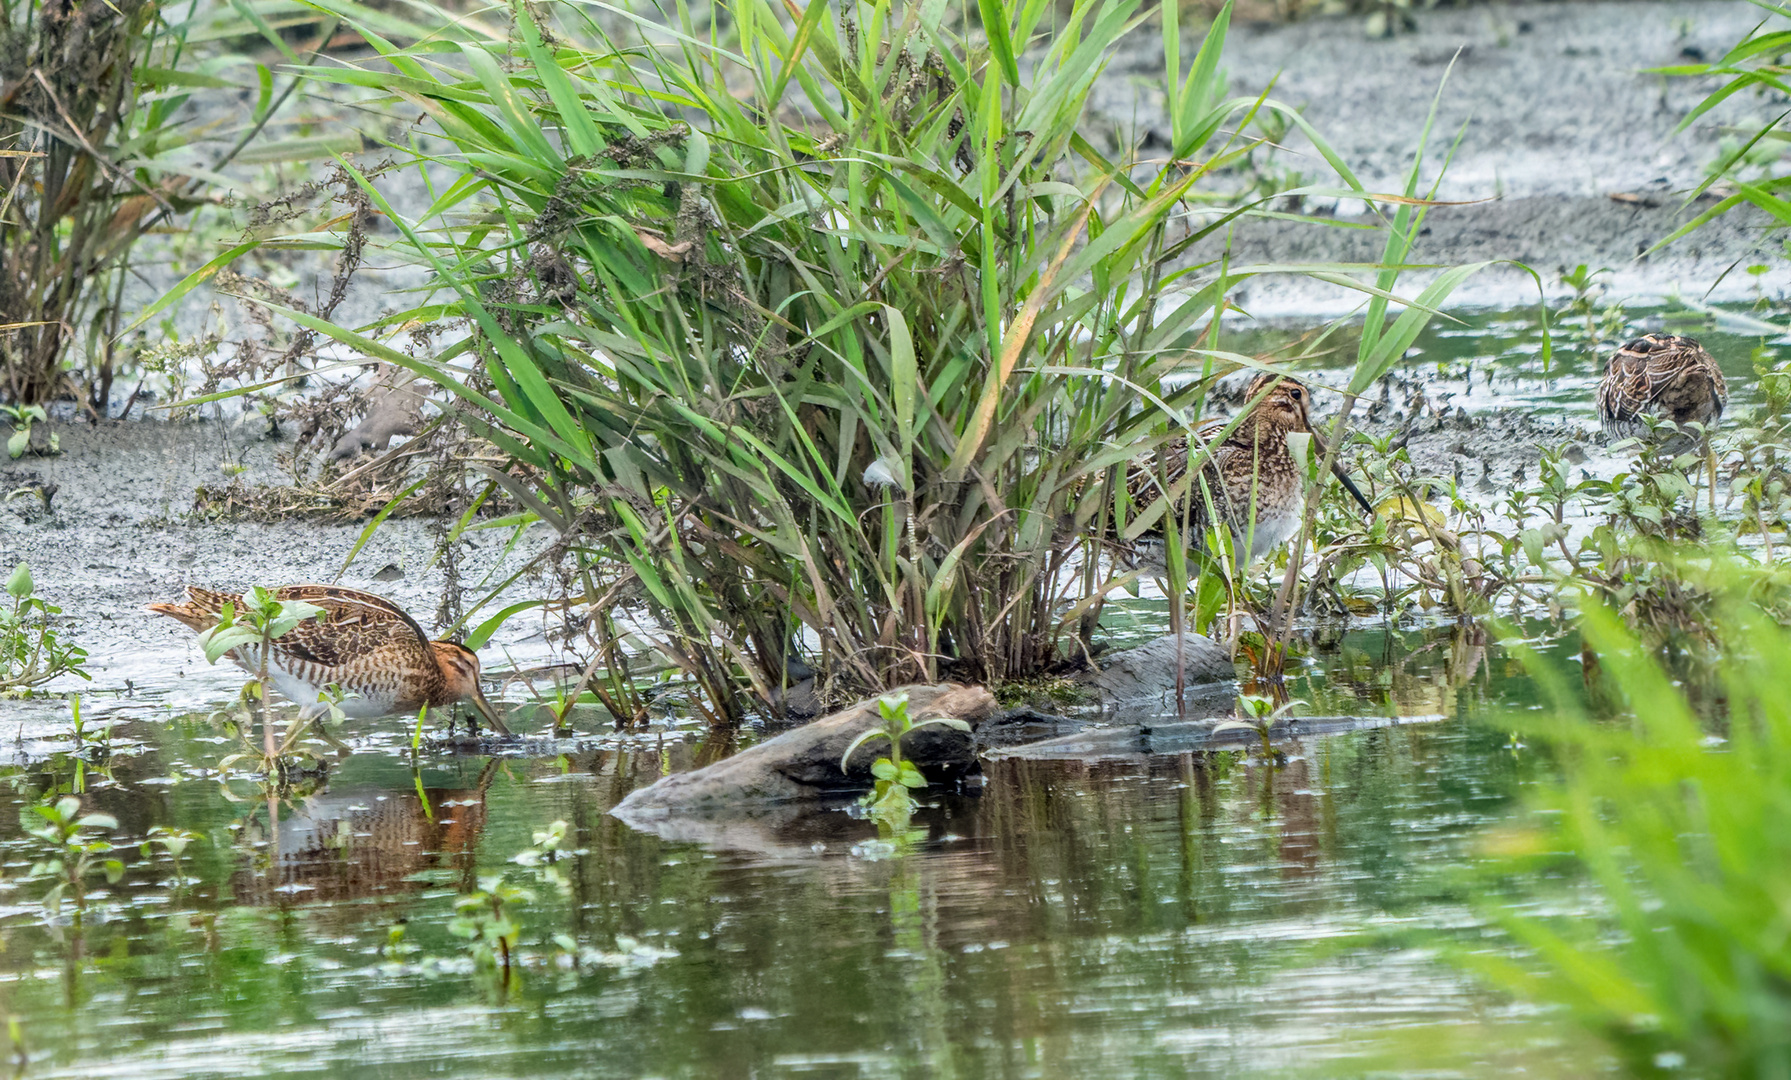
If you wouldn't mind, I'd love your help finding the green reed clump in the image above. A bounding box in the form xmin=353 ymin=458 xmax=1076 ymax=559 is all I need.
xmin=266 ymin=0 xmax=1492 ymax=719
xmin=1463 ymin=575 xmax=1791 ymax=1077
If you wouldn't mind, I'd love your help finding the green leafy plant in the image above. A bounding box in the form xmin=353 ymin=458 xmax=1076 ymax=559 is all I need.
xmin=138 ymin=826 xmax=200 ymax=889
xmin=0 ymin=404 xmax=53 ymax=459
xmin=1557 ymin=264 xmax=1627 ymax=346
xmin=1464 ymin=575 xmax=1791 ymax=1075
xmin=21 ymin=795 xmax=121 ymax=915
xmin=195 ymin=586 xmax=326 ymax=771
xmin=840 ymin=693 xmax=971 ymax=816
xmin=1212 ymin=691 xmax=1301 ymax=753
xmin=450 ymin=873 xmax=533 ymax=990
xmin=0 ymin=563 xmax=88 ymax=692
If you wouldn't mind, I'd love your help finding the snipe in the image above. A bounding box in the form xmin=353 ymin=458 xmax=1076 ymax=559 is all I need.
xmin=149 ymin=584 xmax=509 ymax=735
xmin=1596 ymin=333 xmax=1727 ymax=451
xmin=1127 ymin=373 xmax=1374 ymax=564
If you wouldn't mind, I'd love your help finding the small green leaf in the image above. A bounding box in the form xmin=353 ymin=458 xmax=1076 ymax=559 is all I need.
xmin=5 ymin=428 xmax=25 ymax=459
xmin=198 ymin=625 xmax=260 ymax=664
xmin=840 ymin=728 xmax=890 ymax=773
xmin=6 ymin=562 xmax=32 ymax=598
xmin=871 ymin=759 xmax=899 ymax=781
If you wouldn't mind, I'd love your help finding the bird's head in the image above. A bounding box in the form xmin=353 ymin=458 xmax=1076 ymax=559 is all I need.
xmin=1242 ymin=372 xmax=1315 ymax=433
xmin=430 ymin=640 xmax=511 ymax=736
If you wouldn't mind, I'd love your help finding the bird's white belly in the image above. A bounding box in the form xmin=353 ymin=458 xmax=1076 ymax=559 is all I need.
xmin=232 ymin=646 xmax=403 ymax=718
xmin=1231 ymin=501 xmax=1302 ymax=563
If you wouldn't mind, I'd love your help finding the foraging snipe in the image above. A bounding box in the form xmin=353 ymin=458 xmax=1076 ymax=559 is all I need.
xmin=1128 ymin=374 xmax=1374 ymax=563
xmin=149 ymin=585 xmax=509 ymax=735
xmin=1596 ymin=333 xmax=1727 ymax=451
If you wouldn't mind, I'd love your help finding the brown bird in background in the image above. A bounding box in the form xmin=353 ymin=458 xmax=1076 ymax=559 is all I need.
xmin=149 ymin=584 xmax=509 ymax=735
xmin=1596 ymin=333 xmax=1727 ymax=451
xmin=1597 ymin=333 xmax=1727 ymax=511
xmin=1127 ymin=373 xmax=1374 ymax=565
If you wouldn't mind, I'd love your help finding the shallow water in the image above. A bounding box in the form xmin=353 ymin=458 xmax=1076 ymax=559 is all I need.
xmin=1238 ymin=301 xmax=1781 ymax=425
xmin=0 ymin=617 xmax=1615 ymax=1079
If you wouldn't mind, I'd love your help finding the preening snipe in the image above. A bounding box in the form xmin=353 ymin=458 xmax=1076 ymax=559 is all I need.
xmin=1596 ymin=333 xmax=1727 ymax=451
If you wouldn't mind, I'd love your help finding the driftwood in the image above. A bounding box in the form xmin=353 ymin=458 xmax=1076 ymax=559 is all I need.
xmin=612 ymin=683 xmax=996 ymax=819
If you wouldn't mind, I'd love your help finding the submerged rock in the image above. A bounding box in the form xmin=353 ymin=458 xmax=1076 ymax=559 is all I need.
xmin=612 ymin=683 xmax=996 ymax=818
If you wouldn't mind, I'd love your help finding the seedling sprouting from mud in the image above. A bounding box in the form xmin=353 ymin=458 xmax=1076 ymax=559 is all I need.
xmin=0 ymin=404 xmax=54 ymax=459
xmin=196 ymin=587 xmax=326 ymax=773
xmin=0 ymin=563 xmax=88 ymax=692
xmin=840 ymin=693 xmax=972 ymax=818
xmin=22 ymin=796 xmax=121 ymax=915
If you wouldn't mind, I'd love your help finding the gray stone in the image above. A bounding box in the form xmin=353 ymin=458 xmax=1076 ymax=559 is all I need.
xmin=1078 ymin=633 xmax=1235 ymax=706
xmin=611 ymin=683 xmax=996 ymax=819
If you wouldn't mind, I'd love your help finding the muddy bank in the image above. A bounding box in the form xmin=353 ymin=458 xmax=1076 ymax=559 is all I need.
xmin=1144 ymin=0 xmax=1786 ymax=313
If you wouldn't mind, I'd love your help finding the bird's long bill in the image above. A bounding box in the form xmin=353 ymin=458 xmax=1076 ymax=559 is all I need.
xmin=471 ymin=688 xmax=512 ymax=736
xmin=1310 ymin=429 xmax=1375 ymax=515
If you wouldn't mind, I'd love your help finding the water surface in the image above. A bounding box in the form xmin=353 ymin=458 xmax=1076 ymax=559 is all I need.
xmin=0 ymin=620 xmax=1608 ymax=1079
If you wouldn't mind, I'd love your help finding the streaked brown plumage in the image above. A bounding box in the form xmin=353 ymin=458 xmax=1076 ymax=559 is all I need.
xmin=1126 ymin=374 xmax=1373 ymax=563
xmin=1596 ymin=333 xmax=1727 ymax=451
xmin=148 ymin=584 xmax=509 ymax=735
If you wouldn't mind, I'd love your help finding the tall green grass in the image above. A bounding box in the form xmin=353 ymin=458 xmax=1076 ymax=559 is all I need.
xmin=264 ymin=0 xmax=1491 ymax=717
xmin=1652 ymin=0 xmax=1791 ymax=255
xmin=1467 ymin=569 xmax=1791 ymax=1076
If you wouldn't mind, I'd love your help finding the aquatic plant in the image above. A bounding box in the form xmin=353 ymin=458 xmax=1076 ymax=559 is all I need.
xmin=259 ymin=0 xmax=1497 ymax=720
xmin=137 ymin=826 xmax=200 ymax=890
xmin=0 ymin=563 xmax=88 ymax=692
xmin=451 ymin=873 xmax=532 ymax=990
xmin=841 ymin=692 xmax=971 ymax=816
xmin=1465 ymin=578 xmax=1791 ymax=1076
xmin=194 ymin=586 xmax=327 ymax=771
xmin=20 ymin=795 xmax=121 ymax=915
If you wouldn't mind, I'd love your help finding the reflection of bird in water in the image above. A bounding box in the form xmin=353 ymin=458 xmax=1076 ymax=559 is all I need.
xmin=1128 ymin=374 xmax=1374 ymax=565
xmin=149 ymin=584 xmax=508 ymax=734
xmin=235 ymin=760 xmax=497 ymax=907
xmin=1596 ymin=333 xmax=1727 ymax=451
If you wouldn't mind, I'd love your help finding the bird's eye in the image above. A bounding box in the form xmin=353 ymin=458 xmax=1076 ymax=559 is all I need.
xmin=1289 ymin=388 xmax=1302 ymax=400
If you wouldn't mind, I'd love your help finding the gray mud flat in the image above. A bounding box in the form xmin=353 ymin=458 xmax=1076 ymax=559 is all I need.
xmin=1092 ymin=0 xmax=1786 ymax=313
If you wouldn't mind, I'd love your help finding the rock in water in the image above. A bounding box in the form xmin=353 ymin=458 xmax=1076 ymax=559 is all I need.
xmin=612 ymin=683 xmax=995 ymax=819
xmin=1078 ymin=633 xmax=1234 ymax=706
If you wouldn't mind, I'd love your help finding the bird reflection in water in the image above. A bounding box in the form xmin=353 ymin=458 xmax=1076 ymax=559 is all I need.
xmin=234 ymin=759 xmax=497 ymax=908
